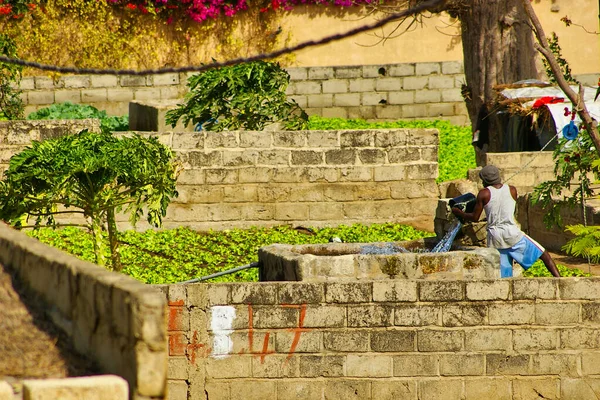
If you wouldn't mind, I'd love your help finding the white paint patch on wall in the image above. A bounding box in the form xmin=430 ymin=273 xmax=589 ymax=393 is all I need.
xmin=210 ymin=305 xmax=236 ymax=359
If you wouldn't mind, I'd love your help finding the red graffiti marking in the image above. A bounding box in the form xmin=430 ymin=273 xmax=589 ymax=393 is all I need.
xmin=247 ymin=304 xmax=254 ymax=353
xmin=168 ymin=300 xmax=185 ymax=331
xmin=169 ymin=332 xmax=186 ymax=356
xmin=281 ymin=304 xmax=310 ymax=363
xmin=186 ymin=330 xmax=210 ymax=365
xmin=176 ymin=303 xmax=312 ymax=365
xmin=238 ymin=304 xmax=275 ymax=363
xmin=259 ymin=331 xmax=274 ymax=363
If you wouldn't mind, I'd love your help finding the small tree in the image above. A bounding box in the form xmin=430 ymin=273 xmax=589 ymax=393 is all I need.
xmin=166 ymin=60 xmax=308 ymax=131
xmin=0 ymin=130 xmax=179 ymax=271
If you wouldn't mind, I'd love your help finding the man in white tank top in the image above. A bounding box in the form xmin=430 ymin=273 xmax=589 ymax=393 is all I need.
xmin=451 ymin=165 xmax=560 ymax=278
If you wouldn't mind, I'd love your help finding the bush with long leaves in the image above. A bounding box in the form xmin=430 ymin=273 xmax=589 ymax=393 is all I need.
xmin=0 ymin=129 xmax=179 ymax=270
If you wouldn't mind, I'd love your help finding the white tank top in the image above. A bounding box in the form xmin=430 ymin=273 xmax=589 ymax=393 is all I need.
xmin=483 ymin=184 xmax=524 ymax=249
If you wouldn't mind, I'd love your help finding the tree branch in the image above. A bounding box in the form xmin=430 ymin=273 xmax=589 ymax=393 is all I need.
xmin=16 ymin=223 xmax=88 ymax=230
xmin=521 ymin=0 xmax=600 ymax=156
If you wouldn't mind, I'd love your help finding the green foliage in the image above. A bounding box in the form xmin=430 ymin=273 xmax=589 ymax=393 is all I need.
xmin=28 ymin=223 xmax=434 ymax=284
xmin=166 ymin=61 xmax=308 ymax=132
xmin=531 ymin=129 xmax=599 ymax=228
xmin=307 ymin=116 xmax=475 ymax=183
xmin=542 ymin=33 xmax=579 ymax=85
xmin=561 ymin=224 xmax=600 ymax=263
xmin=0 ymin=34 xmax=23 ymax=120
xmin=523 ymin=259 xmax=591 ymax=277
xmin=0 ymin=130 xmax=179 ymax=270
xmin=27 ymin=102 xmax=129 ymax=134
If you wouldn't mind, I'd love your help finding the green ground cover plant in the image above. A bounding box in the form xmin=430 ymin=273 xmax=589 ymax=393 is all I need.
xmin=523 ymin=259 xmax=591 ymax=278
xmin=27 ymin=223 xmax=434 ymax=284
xmin=28 ymin=223 xmax=588 ymax=283
xmin=307 ymin=116 xmax=476 ymax=183
xmin=27 ymin=102 xmax=129 ymax=134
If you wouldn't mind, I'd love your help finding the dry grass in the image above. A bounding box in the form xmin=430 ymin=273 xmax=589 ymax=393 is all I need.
xmin=0 ymin=265 xmax=96 ymax=379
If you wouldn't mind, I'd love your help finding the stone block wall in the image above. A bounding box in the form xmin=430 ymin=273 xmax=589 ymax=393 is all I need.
xmin=158 ymin=277 xmax=600 ymax=400
xmin=117 ymin=128 xmax=440 ymax=232
xmin=285 ymin=62 xmax=468 ymax=125
xmin=467 ymin=151 xmax=556 ymax=195
xmin=0 ymin=119 xmax=101 ymax=173
xmin=19 ymin=73 xmax=187 ymax=118
xmin=0 ymin=223 xmax=168 ymax=400
xmin=517 ymin=194 xmax=600 ymax=252
xmin=19 ymin=62 xmax=470 ymax=126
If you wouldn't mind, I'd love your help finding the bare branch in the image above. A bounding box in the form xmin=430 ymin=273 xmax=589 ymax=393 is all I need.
xmin=521 ymin=0 xmax=600 ymax=156
xmin=560 ymin=16 xmax=599 ymax=35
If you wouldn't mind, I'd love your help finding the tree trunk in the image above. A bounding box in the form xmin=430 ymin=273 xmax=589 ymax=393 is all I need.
xmin=107 ymin=208 xmax=122 ymax=272
xmin=90 ymin=215 xmax=106 ymax=267
xmin=456 ymin=0 xmax=539 ymax=155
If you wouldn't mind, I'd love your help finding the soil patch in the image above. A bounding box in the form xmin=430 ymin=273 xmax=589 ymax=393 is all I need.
xmin=0 ymin=264 xmax=97 ymax=382
xmin=549 ymin=250 xmax=600 ymax=276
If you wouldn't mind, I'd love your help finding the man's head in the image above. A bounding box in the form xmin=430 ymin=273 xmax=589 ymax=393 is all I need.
xmin=479 ymin=165 xmax=501 ymax=186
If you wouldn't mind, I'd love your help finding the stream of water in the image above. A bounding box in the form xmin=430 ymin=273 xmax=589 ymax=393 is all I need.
xmin=431 ymin=219 xmax=463 ymax=253
xmin=359 ymin=219 xmax=463 ymax=255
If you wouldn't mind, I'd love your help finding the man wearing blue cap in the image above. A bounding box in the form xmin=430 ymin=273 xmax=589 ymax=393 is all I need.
xmin=451 ymin=165 xmax=560 ymax=278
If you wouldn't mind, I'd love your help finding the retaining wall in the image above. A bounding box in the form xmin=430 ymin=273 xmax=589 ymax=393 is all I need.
xmin=19 ymin=62 xmax=473 ymax=126
xmin=119 ymin=128 xmax=440 ymax=232
xmin=158 ymin=278 xmax=600 ymax=400
xmin=0 ymin=121 xmax=440 ymax=232
xmin=17 ymin=63 xmax=600 ymax=130
xmin=0 ymin=223 xmax=168 ymax=400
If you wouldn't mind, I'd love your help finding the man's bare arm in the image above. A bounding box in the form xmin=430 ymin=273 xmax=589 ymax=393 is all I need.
xmin=451 ymin=189 xmax=489 ymax=222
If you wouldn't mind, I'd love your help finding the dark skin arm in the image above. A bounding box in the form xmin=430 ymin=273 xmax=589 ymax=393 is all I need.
xmin=451 ymin=187 xmax=490 ymax=222
xmin=451 ymin=185 xmax=519 ymax=222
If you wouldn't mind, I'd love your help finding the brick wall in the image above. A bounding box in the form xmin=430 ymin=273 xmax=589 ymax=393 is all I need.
xmin=285 ymin=62 xmax=467 ymax=125
xmin=20 ymin=62 xmax=470 ymax=126
xmin=0 ymin=120 xmax=101 ymax=172
xmin=18 ymin=66 xmax=600 ymax=130
xmin=115 ymin=128 xmax=440 ymax=232
xmin=19 ymin=73 xmax=186 ymax=118
xmin=0 ymin=223 xmax=168 ymax=400
xmin=157 ymin=278 xmax=600 ymax=400
xmin=0 ymin=121 xmax=441 ymax=232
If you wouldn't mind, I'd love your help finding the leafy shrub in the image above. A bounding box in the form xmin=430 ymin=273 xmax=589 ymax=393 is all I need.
xmin=166 ymin=61 xmax=308 ymax=132
xmin=0 ymin=34 xmax=23 ymax=120
xmin=307 ymin=116 xmax=475 ymax=183
xmin=27 ymin=223 xmax=434 ymax=284
xmin=27 ymin=102 xmax=129 ymax=134
xmin=2 ymin=130 xmax=179 ymax=271
xmin=532 ymin=129 xmax=599 ymax=229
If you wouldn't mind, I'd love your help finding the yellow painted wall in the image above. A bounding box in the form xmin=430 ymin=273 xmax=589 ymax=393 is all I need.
xmin=281 ymin=0 xmax=600 ymax=74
